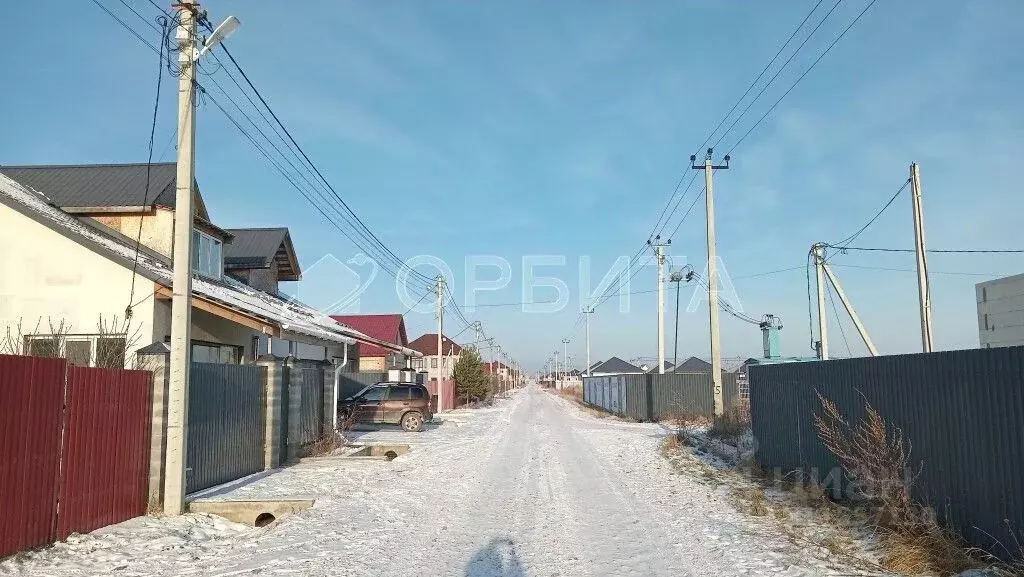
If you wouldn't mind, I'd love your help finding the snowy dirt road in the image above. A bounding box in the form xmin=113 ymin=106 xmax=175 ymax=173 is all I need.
xmin=2 ymin=385 xmax=858 ymax=576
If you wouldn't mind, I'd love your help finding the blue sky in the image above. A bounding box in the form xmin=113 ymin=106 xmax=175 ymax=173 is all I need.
xmin=3 ymin=0 xmax=1023 ymax=371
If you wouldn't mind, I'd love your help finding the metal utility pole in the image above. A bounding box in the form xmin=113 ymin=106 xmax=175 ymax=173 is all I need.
xmin=812 ymin=242 xmax=829 ymax=360
xmin=910 ymin=162 xmax=934 ymax=352
xmin=648 ymin=236 xmax=671 ymax=374
xmin=691 ymin=149 xmax=729 ymax=416
xmin=165 ymin=2 xmax=199 ymax=515
xmin=583 ymin=307 xmax=594 ymax=376
xmin=561 ymin=338 xmax=570 ymax=387
xmin=435 ymin=275 xmax=445 ymax=411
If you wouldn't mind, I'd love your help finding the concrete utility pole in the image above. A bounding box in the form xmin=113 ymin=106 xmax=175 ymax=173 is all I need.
xmin=165 ymin=2 xmax=199 ymax=516
xmin=583 ymin=307 xmax=594 ymax=376
xmin=812 ymin=242 xmax=829 ymax=360
xmin=648 ymin=237 xmax=671 ymax=374
xmin=561 ymin=338 xmax=570 ymax=387
xmin=436 ymin=275 xmax=445 ymax=411
xmin=821 ymin=264 xmax=879 ymax=356
xmin=691 ymin=149 xmax=729 ymax=417
xmin=669 ymin=268 xmax=691 ymax=369
xmin=553 ymin=350 xmax=559 ymax=389
xmin=910 ymin=163 xmax=934 ymax=353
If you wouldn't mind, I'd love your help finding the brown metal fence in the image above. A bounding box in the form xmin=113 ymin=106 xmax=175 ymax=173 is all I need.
xmin=748 ymin=346 xmax=1024 ymax=557
xmin=582 ymin=372 xmax=739 ymax=420
xmin=0 ymin=355 xmax=152 ymax=558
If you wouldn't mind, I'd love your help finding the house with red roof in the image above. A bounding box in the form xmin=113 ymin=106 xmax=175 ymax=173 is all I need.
xmin=406 ymin=333 xmax=463 ymax=382
xmin=330 ymin=314 xmax=410 ymax=371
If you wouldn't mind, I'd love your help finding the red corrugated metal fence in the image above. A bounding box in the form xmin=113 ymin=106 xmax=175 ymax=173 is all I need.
xmin=426 ymin=379 xmax=456 ymax=411
xmin=0 ymin=356 xmax=152 ymax=558
xmin=57 ymin=366 xmax=151 ymax=539
xmin=0 ymin=355 xmax=66 ymax=558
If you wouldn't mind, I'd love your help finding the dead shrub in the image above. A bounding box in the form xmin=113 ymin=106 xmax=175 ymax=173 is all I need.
xmin=814 ymin=392 xmax=982 ymax=576
xmin=663 ymin=410 xmax=712 ymax=429
xmin=709 ymin=399 xmax=750 ymax=442
xmin=301 ymin=432 xmax=345 ymax=458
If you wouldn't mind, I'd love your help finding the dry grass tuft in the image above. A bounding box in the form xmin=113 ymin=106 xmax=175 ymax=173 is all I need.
xmin=732 ymin=487 xmax=769 ymax=516
xmin=708 ymin=399 xmax=751 ymax=443
xmin=878 ymin=529 xmax=978 ymax=576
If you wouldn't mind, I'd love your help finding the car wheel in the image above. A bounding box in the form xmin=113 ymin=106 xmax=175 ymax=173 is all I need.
xmin=401 ymin=411 xmax=424 ymax=432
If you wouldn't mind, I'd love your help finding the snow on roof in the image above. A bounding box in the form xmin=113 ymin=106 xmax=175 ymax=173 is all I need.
xmin=0 ymin=172 xmax=421 ymax=353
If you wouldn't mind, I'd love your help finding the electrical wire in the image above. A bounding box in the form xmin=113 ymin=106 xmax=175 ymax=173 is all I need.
xmin=400 ymin=289 xmax=434 ymax=317
xmin=727 ymin=0 xmax=881 ymax=154
xmin=829 ymin=178 xmax=911 ymax=249
xmin=95 ymin=0 xmax=437 ymax=292
xmin=712 ymin=0 xmax=843 ymax=149
xmin=734 ymin=265 xmax=805 ymax=280
xmin=125 ymin=14 xmax=167 ymax=323
xmin=830 ymin=263 xmax=1013 ymax=277
xmin=827 ymin=246 xmax=1024 ymax=254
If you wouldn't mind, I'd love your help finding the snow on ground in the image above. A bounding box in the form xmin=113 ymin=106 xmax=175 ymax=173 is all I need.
xmin=1 ymin=386 xmax=878 ymax=576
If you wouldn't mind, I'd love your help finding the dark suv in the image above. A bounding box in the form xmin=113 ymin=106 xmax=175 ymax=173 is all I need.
xmin=338 ymin=382 xmax=434 ymax=432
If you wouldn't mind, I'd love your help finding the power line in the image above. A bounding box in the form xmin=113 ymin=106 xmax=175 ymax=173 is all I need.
xmin=712 ymin=0 xmax=843 ymax=149
xmin=734 ymin=265 xmax=805 ymax=280
xmin=211 ymin=40 xmax=436 ymax=289
xmin=727 ymin=0 xmax=881 ymax=153
xmin=827 ymin=245 xmax=1024 ymax=255
xmin=93 ymin=0 xmax=436 ymax=292
xmin=830 ymin=178 xmax=911 ymax=249
xmin=831 ymin=263 xmax=1014 ymax=277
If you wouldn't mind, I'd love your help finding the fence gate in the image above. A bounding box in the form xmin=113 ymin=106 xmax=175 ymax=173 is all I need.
xmin=297 ymin=365 xmax=324 ymax=445
xmin=187 ymin=363 xmax=266 ymax=493
xmin=57 ymin=366 xmax=151 ymax=539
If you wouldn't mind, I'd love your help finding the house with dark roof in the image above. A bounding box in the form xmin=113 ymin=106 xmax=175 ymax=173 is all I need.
xmin=330 ymin=314 xmax=410 ymax=371
xmin=643 ymin=360 xmax=675 ymax=374
xmin=406 ymin=333 xmax=464 ymax=382
xmin=673 ymin=356 xmax=714 ymax=374
xmin=589 ymin=356 xmax=643 ymax=376
xmin=0 ymin=165 xmax=420 ymax=367
xmin=223 ymin=227 xmax=301 ymax=295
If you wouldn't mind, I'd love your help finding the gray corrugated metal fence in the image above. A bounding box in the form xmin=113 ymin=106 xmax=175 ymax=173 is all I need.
xmin=337 ymin=372 xmax=387 ymax=401
xmin=582 ymin=372 xmax=738 ymax=420
xmin=748 ymin=347 xmax=1024 ymax=557
xmin=187 ymin=362 xmax=266 ymax=493
xmin=295 ymin=363 xmax=325 ymax=445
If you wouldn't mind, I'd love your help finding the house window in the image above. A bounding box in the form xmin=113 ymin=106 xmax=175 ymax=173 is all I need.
xmin=191 ymin=230 xmax=223 ymax=279
xmin=24 ymin=335 xmax=127 ymax=368
xmin=191 ymin=342 xmax=239 ymax=364
xmin=431 ymin=358 xmax=438 ymax=368
xmin=412 ymin=358 xmax=423 ymax=369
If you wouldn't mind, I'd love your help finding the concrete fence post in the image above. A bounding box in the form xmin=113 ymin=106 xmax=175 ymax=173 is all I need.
xmin=257 ymin=357 xmax=284 ymax=470
xmin=322 ymin=363 xmax=336 ymax=437
xmin=286 ymin=360 xmax=303 ymax=463
xmin=136 ymin=348 xmax=170 ymax=514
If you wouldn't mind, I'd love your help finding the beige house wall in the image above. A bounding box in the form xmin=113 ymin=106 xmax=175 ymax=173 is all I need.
xmin=0 ymin=203 xmax=158 ymax=365
xmin=358 ymin=355 xmax=386 ymax=371
xmin=92 ymin=208 xmax=176 ymax=259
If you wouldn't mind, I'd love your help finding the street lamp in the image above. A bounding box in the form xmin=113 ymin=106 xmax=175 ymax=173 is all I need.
xmin=669 ymin=265 xmax=695 ymax=369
